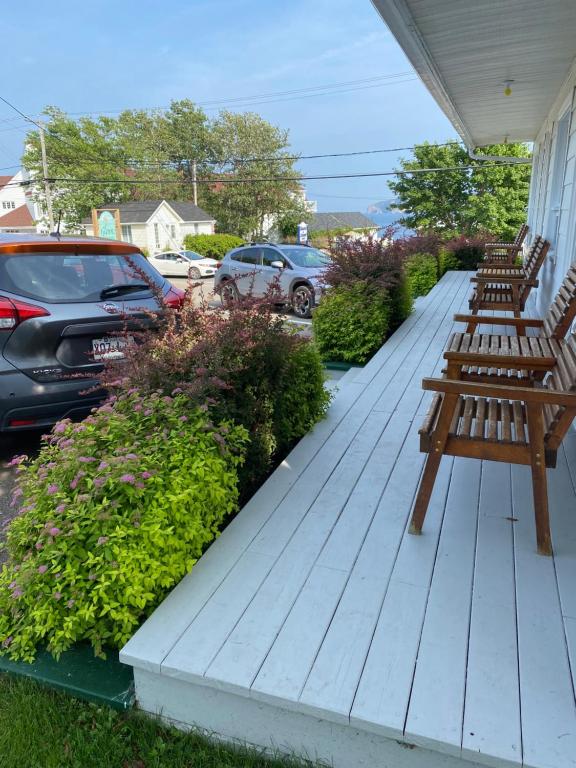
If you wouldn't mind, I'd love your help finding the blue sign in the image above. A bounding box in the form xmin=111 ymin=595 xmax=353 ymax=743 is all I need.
xmin=98 ymin=210 xmax=117 ymax=239
xmin=297 ymin=221 xmax=308 ymax=244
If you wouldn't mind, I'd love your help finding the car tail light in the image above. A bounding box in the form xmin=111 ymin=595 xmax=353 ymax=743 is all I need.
xmin=9 ymin=418 xmax=37 ymax=427
xmin=215 ymin=261 xmax=222 ymax=268
xmin=164 ymin=286 xmax=185 ymax=309
xmin=0 ymin=297 xmax=50 ymax=330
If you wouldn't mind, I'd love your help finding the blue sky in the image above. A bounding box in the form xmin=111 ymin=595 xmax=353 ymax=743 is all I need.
xmin=1 ymin=0 xmax=457 ymax=212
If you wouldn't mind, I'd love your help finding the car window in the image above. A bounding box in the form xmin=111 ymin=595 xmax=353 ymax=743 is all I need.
xmin=280 ymin=247 xmax=331 ymax=268
xmin=238 ymin=248 xmax=261 ymax=266
xmin=0 ymin=252 xmax=160 ymax=303
xmin=261 ymin=248 xmax=284 ymax=267
xmin=154 ymin=253 xmax=166 ymax=260
xmin=181 ymin=251 xmax=203 ymax=261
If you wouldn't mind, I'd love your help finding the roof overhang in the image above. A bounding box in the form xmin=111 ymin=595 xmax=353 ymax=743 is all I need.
xmin=371 ymin=0 xmax=576 ymax=147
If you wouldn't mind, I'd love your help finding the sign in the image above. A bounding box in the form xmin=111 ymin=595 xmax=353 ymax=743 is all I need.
xmin=91 ymin=208 xmax=121 ymax=240
xmin=297 ymin=221 xmax=308 ymax=244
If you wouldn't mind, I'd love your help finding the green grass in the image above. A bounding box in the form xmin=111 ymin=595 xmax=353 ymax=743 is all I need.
xmin=0 ymin=675 xmax=318 ymax=768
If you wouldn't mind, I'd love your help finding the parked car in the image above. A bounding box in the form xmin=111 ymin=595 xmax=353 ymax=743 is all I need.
xmin=0 ymin=233 xmax=183 ymax=434
xmin=148 ymin=250 xmax=218 ymax=279
xmin=214 ymin=243 xmax=330 ymax=318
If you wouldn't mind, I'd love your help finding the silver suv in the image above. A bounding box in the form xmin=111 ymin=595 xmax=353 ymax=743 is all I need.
xmin=214 ymin=243 xmax=330 ymax=318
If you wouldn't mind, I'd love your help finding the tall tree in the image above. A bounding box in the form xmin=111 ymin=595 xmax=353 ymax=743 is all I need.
xmin=202 ymin=111 xmax=303 ymax=237
xmin=388 ymin=141 xmax=531 ymax=238
xmin=22 ymin=104 xmax=304 ymax=236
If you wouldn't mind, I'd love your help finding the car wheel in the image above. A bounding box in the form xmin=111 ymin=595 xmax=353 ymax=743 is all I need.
xmin=189 ymin=267 xmax=201 ymax=280
xmin=292 ymin=285 xmax=314 ymax=318
xmin=220 ymin=280 xmax=239 ymax=305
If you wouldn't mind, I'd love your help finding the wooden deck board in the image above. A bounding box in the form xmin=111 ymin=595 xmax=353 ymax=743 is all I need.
xmin=122 ymin=272 xmax=576 ymax=768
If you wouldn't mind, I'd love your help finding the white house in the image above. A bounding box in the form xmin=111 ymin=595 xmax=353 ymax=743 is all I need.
xmin=0 ymin=170 xmax=42 ymax=233
xmin=83 ymin=199 xmax=215 ymax=253
xmin=373 ymin=0 xmax=576 ymax=324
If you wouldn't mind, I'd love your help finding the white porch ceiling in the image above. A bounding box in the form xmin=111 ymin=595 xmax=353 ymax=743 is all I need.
xmin=372 ymin=0 xmax=576 ymax=146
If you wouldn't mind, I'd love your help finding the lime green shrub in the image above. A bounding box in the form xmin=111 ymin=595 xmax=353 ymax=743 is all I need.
xmin=313 ymin=284 xmax=391 ymax=364
xmin=405 ymin=252 xmax=438 ymax=299
xmin=0 ymin=392 xmax=247 ymax=661
xmin=183 ymin=233 xmax=244 ymax=259
xmin=438 ymin=248 xmax=460 ymax=275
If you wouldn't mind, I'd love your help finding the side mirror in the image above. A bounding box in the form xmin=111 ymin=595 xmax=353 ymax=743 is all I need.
xmin=270 ymin=260 xmax=284 ymax=269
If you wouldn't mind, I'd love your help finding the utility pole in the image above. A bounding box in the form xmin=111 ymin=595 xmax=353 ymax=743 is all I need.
xmin=191 ymin=159 xmax=198 ymax=206
xmin=38 ymin=121 xmax=55 ymax=231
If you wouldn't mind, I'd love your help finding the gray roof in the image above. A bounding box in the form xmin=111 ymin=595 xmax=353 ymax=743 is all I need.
xmin=82 ymin=199 xmax=214 ymax=225
xmin=306 ymin=211 xmax=379 ymax=233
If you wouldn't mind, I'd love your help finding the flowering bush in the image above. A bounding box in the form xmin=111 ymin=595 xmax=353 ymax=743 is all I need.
xmin=312 ymin=283 xmax=391 ymax=364
xmin=0 ymin=391 xmax=247 ymax=661
xmin=100 ymin=293 xmax=330 ymax=499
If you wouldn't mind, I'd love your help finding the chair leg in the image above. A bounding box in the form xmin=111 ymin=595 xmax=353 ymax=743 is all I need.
xmin=526 ymin=403 xmax=552 ymax=556
xmin=410 ymin=393 xmax=459 ymax=535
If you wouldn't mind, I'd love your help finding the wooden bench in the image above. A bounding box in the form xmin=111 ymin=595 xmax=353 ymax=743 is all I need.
xmin=410 ymin=335 xmax=576 ymax=556
xmin=469 ymin=236 xmax=549 ymax=317
xmin=441 ymin=266 xmax=576 ymax=385
xmin=480 ymin=223 xmax=529 ymax=266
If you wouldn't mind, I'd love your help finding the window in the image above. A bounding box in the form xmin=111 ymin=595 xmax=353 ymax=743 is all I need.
xmin=193 ymin=223 xmax=199 ymax=234
xmin=237 ymin=248 xmax=261 ymax=265
xmin=121 ymin=224 xmax=133 ymax=243
xmin=0 ymin=252 xmax=160 ymax=303
xmin=170 ymin=224 xmax=176 ymax=239
xmin=154 ymin=223 xmax=160 ymax=249
xmin=2 ymin=201 xmax=15 ymax=210
xmin=261 ymin=248 xmax=284 ymax=267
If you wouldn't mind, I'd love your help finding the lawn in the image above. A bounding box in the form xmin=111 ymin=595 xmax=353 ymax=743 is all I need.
xmin=0 ymin=675 xmax=316 ymax=768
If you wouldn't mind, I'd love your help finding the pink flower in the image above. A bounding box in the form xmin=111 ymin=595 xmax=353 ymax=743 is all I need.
xmin=35 ymin=542 xmax=43 ymax=550
xmin=54 ymin=591 xmax=62 ymax=600
xmin=94 ymin=477 xmax=106 ymax=488
xmin=120 ymin=474 xmax=135 ymax=484
xmin=37 ymin=565 xmax=48 ymax=574
xmin=49 ymin=527 xmax=61 ymax=537
xmin=97 ymin=536 xmax=108 ymax=546
xmin=11 ymin=587 xmax=23 ymax=599
xmin=98 ymin=461 xmax=108 ymax=470
xmin=171 ymin=387 xmax=183 ymax=395
xmin=179 ymin=415 xmax=188 ymax=422
xmin=141 ymin=471 xmax=152 ymax=479
xmin=88 ymin=572 xmax=97 ymax=581
xmin=144 ymin=409 xmax=152 ymax=416
xmin=70 ymin=478 xmax=78 ymax=490
xmin=2 ymin=636 xmax=13 ymax=648
xmin=55 ymin=503 xmax=66 ymax=513
xmin=66 ymin=599 xmax=75 ymax=608
xmin=54 ymin=422 xmax=67 ymax=434
xmin=125 ymin=453 xmax=138 ymax=460
xmin=78 ymin=456 xmax=96 ymax=463
xmin=47 ymin=483 xmax=59 ymax=495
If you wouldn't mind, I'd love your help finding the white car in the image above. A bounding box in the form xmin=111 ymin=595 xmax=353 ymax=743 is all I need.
xmin=148 ymin=250 xmax=218 ymax=278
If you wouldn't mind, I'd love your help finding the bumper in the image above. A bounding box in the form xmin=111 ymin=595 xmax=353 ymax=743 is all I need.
xmin=0 ymin=368 xmax=103 ymax=432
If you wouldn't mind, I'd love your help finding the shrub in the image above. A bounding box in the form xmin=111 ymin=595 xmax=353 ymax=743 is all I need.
xmin=438 ymin=247 xmax=460 ymax=275
xmin=0 ymin=392 xmax=247 ymax=661
xmin=101 ymin=294 xmax=330 ymax=499
xmin=324 ymin=232 xmax=404 ymax=293
xmin=441 ymin=233 xmax=491 ymax=270
xmin=183 ymin=233 xmax=244 ymax=259
xmin=405 ymin=252 xmax=438 ymax=298
xmin=312 ymin=284 xmax=391 ymax=364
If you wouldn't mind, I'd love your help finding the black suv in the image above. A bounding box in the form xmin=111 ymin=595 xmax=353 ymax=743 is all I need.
xmin=0 ymin=233 xmax=182 ymax=433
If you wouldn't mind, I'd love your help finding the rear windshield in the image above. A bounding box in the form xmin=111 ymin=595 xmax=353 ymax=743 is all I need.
xmin=181 ymin=250 xmax=204 ymax=261
xmin=0 ymin=252 xmax=162 ymax=303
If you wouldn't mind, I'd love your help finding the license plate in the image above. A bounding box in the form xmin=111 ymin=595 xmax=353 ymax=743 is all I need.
xmin=91 ymin=336 xmax=133 ymax=361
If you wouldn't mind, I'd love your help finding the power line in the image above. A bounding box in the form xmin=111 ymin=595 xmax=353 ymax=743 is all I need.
xmin=5 ymin=162 xmax=525 ymax=189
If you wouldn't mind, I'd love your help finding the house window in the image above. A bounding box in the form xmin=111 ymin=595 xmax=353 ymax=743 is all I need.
xmin=154 ymin=223 xmax=160 ymax=249
xmin=170 ymin=224 xmax=176 ymax=239
xmin=2 ymin=201 xmax=15 ymax=209
xmin=121 ymin=225 xmax=133 ymax=243
xmin=193 ymin=223 xmax=199 ymax=234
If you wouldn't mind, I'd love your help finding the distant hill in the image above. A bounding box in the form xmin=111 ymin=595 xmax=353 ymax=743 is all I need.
xmin=365 ymin=198 xmax=409 ymax=234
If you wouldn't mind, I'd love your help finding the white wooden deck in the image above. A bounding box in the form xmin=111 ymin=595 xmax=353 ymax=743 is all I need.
xmin=121 ymin=271 xmax=576 ymax=768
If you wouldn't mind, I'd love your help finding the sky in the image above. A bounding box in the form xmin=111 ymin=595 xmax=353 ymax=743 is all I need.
xmin=1 ymin=0 xmax=458 ymax=213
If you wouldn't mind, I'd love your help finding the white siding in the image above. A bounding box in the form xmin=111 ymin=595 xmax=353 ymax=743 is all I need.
xmin=180 ymin=221 xmax=214 ymax=239
xmin=528 ymin=64 xmax=576 ymax=317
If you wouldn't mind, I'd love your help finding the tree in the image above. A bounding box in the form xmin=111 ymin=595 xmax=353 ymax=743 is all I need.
xmin=202 ymin=111 xmax=303 ymax=237
xmin=22 ymin=105 xmax=304 ymax=236
xmin=389 ymin=141 xmax=531 ymax=238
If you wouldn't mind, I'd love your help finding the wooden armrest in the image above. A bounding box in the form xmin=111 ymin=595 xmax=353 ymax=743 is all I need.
xmin=471 ymin=276 xmax=538 ymax=286
xmin=453 ymin=314 xmax=544 ymax=328
xmin=422 ymin=378 xmax=576 ymax=407
xmin=476 ymin=264 xmax=524 ymax=271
